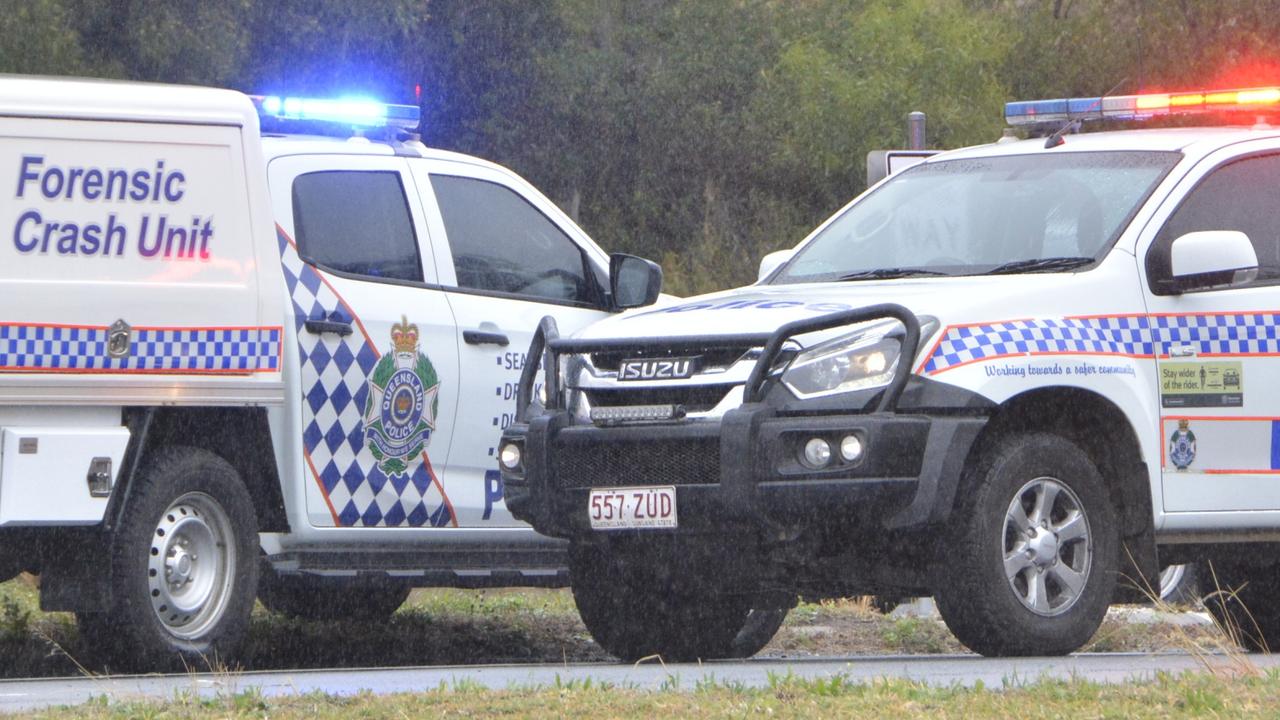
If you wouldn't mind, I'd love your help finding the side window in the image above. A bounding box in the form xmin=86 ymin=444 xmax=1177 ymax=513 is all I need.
xmin=430 ymin=174 xmax=597 ymax=305
xmin=292 ymin=171 xmax=422 ymax=282
xmin=1147 ymin=154 xmax=1280 ymax=289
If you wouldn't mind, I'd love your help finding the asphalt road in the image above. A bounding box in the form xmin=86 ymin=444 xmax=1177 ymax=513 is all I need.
xmin=3 ymin=652 xmax=1276 ymax=713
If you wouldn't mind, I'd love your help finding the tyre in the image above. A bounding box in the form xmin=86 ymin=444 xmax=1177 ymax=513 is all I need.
xmin=0 ymin=555 xmax=23 ymax=585
xmin=935 ymin=432 xmax=1119 ymax=657
xmin=258 ymin=568 xmax=411 ymax=621
xmin=727 ymin=606 xmax=789 ymax=658
xmin=1158 ymin=563 xmax=1201 ymax=606
xmin=568 ymin=540 xmax=760 ymax=662
xmin=1202 ymin=561 xmax=1280 ymax=652
xmin=77 ymin=447 xmax=259 ymax=672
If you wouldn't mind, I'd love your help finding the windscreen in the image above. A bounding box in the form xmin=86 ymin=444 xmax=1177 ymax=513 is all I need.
xmin=774 ymin=151 xmax=1181 ymax=284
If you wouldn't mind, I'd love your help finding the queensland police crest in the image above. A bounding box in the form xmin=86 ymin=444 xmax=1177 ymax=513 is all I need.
xmin=363 ymin=316 xmax=439 ymax=476
xmin=1168 ymin=418 xmax=1197 ymax=471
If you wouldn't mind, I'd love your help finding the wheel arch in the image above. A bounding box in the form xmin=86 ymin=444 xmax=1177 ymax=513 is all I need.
xmin=963 ymin=386 xmax=1159 ymax=601
xmin=109 ymin=407 xmax=289 ymax=535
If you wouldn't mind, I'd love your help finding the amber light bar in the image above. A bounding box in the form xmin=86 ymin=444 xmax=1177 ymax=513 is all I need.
xmin=1006 ymin=86 xmax=1280 ymax=125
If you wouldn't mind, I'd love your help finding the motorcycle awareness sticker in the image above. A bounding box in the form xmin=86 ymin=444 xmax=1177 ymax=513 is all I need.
xmin=1160 ymin=361 xmax=1244 ymax=408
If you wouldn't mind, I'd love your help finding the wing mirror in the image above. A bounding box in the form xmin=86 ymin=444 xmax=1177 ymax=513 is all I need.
xmin=610 ymin=253 xmax=663 ymax=310
xmin=757 ymin=249 xmax=794 ymax=282
xmin=1165 ymin=230 xmax=1258 ymax=293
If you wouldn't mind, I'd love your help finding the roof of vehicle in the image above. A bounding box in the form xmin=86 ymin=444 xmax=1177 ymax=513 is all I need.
xmin=258 ymin=133 xmax=520 ymax=174
xmin=933 ymin=125 xmax=1280 ymax=163
xmin=0 ymin=75 xmax=257 ymax=128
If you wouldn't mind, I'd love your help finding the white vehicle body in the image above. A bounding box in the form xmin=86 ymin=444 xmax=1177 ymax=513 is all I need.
xmin=0 ymin=76 xmax=637 ymax=667
xmin=504 ymin=92 xmax=1280 ymax=659
xmin=562 ymin=126 xmax=1280 ymax=533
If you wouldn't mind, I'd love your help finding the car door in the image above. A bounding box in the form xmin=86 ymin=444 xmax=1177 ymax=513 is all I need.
xmin=269 ymin=154 xmax=462 ymax=529
xmin=1140 ymin=142 xmax=1280 ymax=514
xmin=408 ymin=159 xmax=612 ymax=527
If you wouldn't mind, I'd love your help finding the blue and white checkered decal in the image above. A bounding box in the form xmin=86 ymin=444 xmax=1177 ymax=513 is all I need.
xmin=276 ymin=226 xmax=455 ymax=528
xmin=922 ymin=313 xmax=1280 ymax=375
xmin=1151 ymin=313 xmax=1280 ymax=355
xmin=0 ymin=324 xmax=279 ymax=372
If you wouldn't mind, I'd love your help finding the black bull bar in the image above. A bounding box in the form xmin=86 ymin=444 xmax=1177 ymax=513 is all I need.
xmin=515 ymin=303 xmax=922 ymax=421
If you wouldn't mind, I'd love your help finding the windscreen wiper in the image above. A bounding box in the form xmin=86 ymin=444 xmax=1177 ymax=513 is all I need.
xmin=837 ymin=267 xmax=952 ymax=281
xmin=981 ymin=256 xmax=1094 ymax=275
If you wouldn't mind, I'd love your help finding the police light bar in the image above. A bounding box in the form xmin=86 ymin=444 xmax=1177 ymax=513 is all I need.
xmin=251 ymin=95 xmax=420 ymax=130
xmin=1005 ymin=86 xmax=1280 ymax=126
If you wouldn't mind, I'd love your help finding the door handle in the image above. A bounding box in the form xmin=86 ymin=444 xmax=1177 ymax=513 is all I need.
xmin=1168 ymin=343 xmax=1197 ymax=358
xmin=464 ymin=330 xmax=510 ymax=346
xmin=304 ymin=319 xmax=353 ymax=336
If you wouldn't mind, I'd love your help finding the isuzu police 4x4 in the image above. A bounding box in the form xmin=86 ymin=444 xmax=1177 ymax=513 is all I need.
xmin=503 ymin=85 xmax=1280 ymax=660
xmin=0 ymin=76 xmax=661 ymax=668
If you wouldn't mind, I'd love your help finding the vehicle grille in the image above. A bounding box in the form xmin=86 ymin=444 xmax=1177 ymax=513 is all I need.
xmin=584 ymin=385 xmax=734 ymax=413
xmin=551 ymin=436 xmax=720 ymax=489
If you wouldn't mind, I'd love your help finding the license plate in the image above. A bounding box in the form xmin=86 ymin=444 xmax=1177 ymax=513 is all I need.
xmin=588 ymin=486 xmax=677 ymax=530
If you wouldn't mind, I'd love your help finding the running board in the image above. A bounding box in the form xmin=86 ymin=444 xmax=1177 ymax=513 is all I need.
xmin=264 ymin=543 xmax=570 ymax=588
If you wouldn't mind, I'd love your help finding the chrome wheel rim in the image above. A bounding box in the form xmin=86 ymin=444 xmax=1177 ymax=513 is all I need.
xmin=1002 ymin=476 xmax=1092 ymax=617
xmin=1159 ymin=564 xmax=1187 ymax=601
xmin=147 ymin=492 xmax=236 ymax=639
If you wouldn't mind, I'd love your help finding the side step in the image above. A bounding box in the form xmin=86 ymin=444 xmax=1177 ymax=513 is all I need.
xmin=265 ymin=542 xmax=570 ymax=589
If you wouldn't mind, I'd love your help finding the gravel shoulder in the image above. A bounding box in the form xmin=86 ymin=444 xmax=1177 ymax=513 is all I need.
xmin=0 ymin=575 xmax=1230 ymax=679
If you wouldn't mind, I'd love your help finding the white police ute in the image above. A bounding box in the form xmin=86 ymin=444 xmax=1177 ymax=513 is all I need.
xmin=0 ymin=76 xmax=663 ymax=669
xmin=502 ymin=85 xmax=1280 ymax=659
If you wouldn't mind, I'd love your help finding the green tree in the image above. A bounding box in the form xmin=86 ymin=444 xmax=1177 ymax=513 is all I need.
xmin=69 ymin=0 xmax=254 ymax=86
xmin=0 ymin=0 xmax=84 ymax=76
xmin=241 ymin=0 xmax=428 ymax=98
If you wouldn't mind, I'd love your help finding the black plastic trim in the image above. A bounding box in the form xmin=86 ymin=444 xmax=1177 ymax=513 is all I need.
xmin=463 ymin=330 xmax=510 ymax=346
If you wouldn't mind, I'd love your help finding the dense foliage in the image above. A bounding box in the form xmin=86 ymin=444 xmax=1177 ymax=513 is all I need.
xmin=10 ymin=0 xmax=1280 ymax=294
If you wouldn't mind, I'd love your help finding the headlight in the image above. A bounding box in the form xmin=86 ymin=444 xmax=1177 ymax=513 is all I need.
xmin=781 ymin=327 xmax=902 ymax=399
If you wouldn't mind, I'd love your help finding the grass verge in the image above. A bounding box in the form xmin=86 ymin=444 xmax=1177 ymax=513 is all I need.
xmin=23 ymin=669 xmax=1280 ymax=719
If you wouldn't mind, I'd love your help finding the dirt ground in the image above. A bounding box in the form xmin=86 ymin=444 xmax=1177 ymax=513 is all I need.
xmin=0 ymin=575 xmax=1231 ymax=679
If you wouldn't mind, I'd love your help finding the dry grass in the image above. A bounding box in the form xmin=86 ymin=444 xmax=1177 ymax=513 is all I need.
xmin=1116 ymin=556 xmax=1264 ymax=680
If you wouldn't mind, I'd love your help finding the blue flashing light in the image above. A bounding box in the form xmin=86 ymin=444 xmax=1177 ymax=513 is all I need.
xmin=252 ymin=94 xmax=420 ymax=131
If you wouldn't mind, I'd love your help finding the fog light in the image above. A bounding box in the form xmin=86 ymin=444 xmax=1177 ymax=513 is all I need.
xmin=801 ymin=438 xmax=832 ymax=469
xmin=840 ymin=435 xmax=864 ymax=463
xmin=499 ymin=443 xmax=523 ymax=471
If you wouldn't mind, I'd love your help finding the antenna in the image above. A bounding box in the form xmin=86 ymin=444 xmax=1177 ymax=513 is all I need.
xmin=1042 ymin=80 xmax=1126 ymax=147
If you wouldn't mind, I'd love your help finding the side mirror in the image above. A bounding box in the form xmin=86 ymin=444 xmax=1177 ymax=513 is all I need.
xmin=610 ymin=253 xmax=663 ymax=310
xmin=1167 ymin=230 xmax=1258 ymax=292
xmin=757 ymin=249 xmax=794 ymax=282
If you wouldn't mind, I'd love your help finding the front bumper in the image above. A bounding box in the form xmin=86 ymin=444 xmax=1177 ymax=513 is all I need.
xmin=500 ymin=305 xmax=985 ymax=540
xmin=503 ymin=405 xmax=984 ymax=539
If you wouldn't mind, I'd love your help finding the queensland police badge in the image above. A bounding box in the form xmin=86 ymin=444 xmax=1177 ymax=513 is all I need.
xmin=363 ymin=316 xmax=440 ymax=476
xmin=1168 ymin=418 xmax=1197 ymax=471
